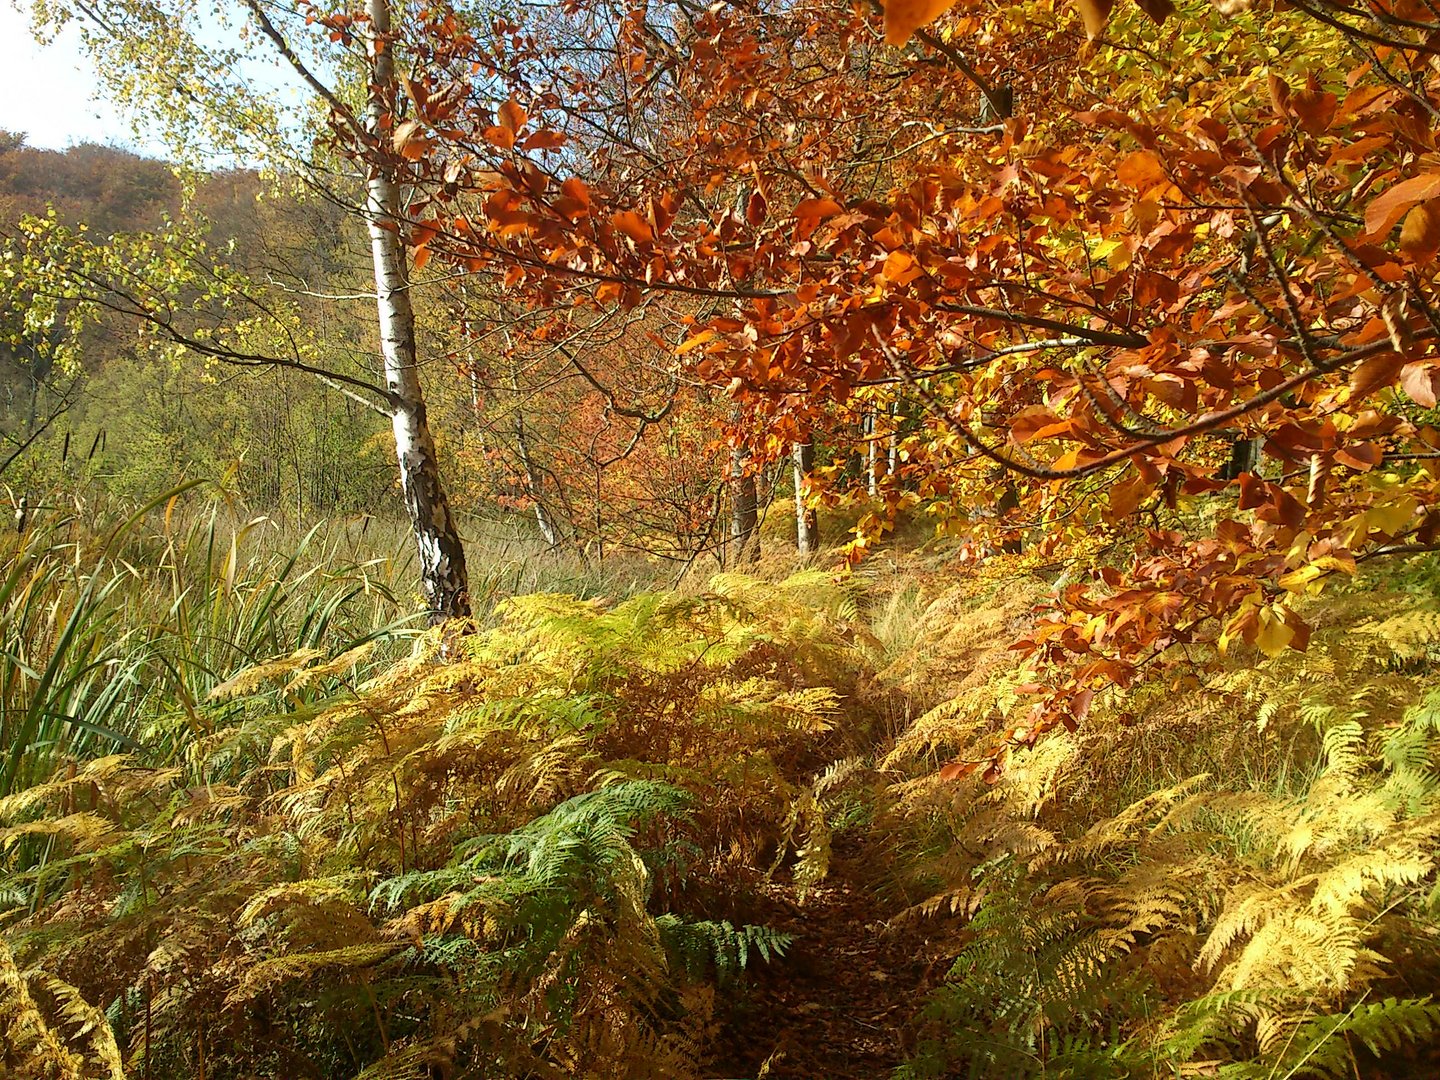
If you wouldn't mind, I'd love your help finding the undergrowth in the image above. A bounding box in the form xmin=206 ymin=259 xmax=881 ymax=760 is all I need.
xmin=885 ymin=554 xmax=1440 ymax=1079
xmin=0 ymin=557 xmax=875 ymax=1078
xmin=6 ymin=503 xmax=1440 ymax=1078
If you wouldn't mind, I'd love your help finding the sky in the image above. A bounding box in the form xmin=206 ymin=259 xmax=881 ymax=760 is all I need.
xmin=0 ymin=4 xmax=316 ymax=160
xmin=0 ymin=6 xmax=158 ymax=153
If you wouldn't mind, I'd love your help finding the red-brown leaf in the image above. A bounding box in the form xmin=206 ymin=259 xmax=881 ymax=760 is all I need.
xmin=1349 ymin=352 xmax=1405 ymax=399
xmin=1401 ymin=362 xmax=1440 ymax=408
xmin=1400 ymin=201 xmax=1440 ymax=262
xmin=611 ymin=210 xmax=655 ymax=245
xmin=1365 ymin=173 xmax=1440 ymax=238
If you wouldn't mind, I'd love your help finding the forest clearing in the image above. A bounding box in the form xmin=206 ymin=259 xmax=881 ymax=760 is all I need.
xmin=6 ymin=0 xmax=1440 ymax=1075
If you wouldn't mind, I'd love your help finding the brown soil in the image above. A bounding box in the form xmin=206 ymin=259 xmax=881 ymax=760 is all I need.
xmin=704 ymin=842 xmax=952 ymax=1079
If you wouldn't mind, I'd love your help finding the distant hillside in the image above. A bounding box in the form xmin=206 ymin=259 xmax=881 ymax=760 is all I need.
xmin=0 ymin=133 xmax=386 ymax=513
xmin=0 ymin=131 xmax=178 ymax=233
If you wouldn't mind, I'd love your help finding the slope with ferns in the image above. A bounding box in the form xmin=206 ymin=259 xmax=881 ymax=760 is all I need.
xmin=5 ymin=501 xmax=1440 ymax=1077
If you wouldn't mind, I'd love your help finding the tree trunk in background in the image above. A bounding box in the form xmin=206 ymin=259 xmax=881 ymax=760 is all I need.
xmin=793 ymin=441 xmax=818 ymax=555
xmin=507 ymin=361 xmax=559 ymax=548
xmin=365 ymin=0 xmax=470 ymax=621
xmin=728 ymin=443 xmax=759 ymax=566
xmin=865 ymin=410 xmax=879 ymax=498
xmin=1219 ymin=436 xmax=1262 ymax=481
xmin=888 ymin=402 xmax=901 ymax=481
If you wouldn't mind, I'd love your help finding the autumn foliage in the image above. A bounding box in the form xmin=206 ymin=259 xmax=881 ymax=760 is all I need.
xmin=270 ymin=0 xmax=1425 ymax=777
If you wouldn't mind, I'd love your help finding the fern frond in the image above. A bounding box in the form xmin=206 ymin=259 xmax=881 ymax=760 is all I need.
xmin=225 ymin=941 xmax=404 ymax=1006
xmin=0 ymin=940 xmax=84 ymax=1080
xmin=207 ymin=647 xmax=325 ymax=700
xmin=656 ymin=916 xmax=791 ymax=986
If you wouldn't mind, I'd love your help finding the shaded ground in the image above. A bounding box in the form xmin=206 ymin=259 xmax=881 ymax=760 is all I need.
xmin=706 ymin=839 xmax=950 ymax=1080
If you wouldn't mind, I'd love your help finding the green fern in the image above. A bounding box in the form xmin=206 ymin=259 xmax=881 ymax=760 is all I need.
xmin=656 ymin=917 xmax=791 ymax=986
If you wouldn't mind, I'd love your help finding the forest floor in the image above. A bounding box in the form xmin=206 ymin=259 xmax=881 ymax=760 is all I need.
xmin=707 ymin=836 xmax=951 ymax=1079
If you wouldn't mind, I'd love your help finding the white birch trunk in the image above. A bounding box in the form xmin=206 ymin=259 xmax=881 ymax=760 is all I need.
xmin=365 ymin=0 xmax=470 ymax=620
xmin=866 ymin=410 xmax=879 ymax=498
xmin=888 ymin=402 xmax=899 ymax=476
xmin=514 ymin=401 xmax=559 ymax=547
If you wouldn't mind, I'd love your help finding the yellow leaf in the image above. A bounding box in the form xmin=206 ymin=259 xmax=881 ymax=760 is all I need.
xmin=1366 ymin=496 xmax=1418 ymax=535
xmin=883 ymin=0 xmax=960 ymax=45
xmin=1254 ymin=606 xmax=1296 ymax=658
xmin=1277 ymin=564 xmax=1323 ymax=594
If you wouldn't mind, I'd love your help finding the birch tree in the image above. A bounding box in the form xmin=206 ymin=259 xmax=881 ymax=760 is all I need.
xmin=13 ymin=0 xmax=471 ymax=619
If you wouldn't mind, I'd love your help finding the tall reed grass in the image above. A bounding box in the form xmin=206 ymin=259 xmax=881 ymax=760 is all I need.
xmin=0 ymin=485 xmax=693 ymax=799
xmin=0 ymin=485 xmax=414 ymax=796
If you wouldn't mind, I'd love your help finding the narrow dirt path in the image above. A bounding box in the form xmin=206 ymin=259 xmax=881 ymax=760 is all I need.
xmin=705 ymin=838 xmax=950 ymax=1079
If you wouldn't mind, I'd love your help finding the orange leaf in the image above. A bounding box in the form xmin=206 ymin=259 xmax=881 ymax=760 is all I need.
xmin=1075 ymin=0 xmax=1116 ymax=39
xmin=1293 ymin=80 xmax=1337 ymax=134
xmin=523 ymin=130 xmax=566 ymax=151
xmin=498 ymin=99 xmax=527 ymax=134
xmin=938 ymin=760 xmax=977 ymax=782
xmin=409 ymin=220 xmax=439 ymax=248
xmin=392 ymin=119 xmax=431 ymax=160
xmin=675 ymin=329 xmax=716 ymax=355
xmin=562 ymin=177 xmax=592 ymax=206
xmin=1365 ymin=172 xmax=1440 ymax=238
xmin=611 ymin=209 xmax=655 ymax=245
xmin=482 ymin=125 xmax=515 ymax=151
xmin=1116 ymin=149 xmax=1165 ymax=189
xmin=1108 ymin=473 xmax=1150 ymax=519
xmin=882 ymin=249 xmax=917 ymax=282
xmin=1009 ymin=406 xmax=1062 ymax=444
xmin=1400 ymin=201 xmax=1440 ymax=262
xmin=883 ymin=0 xmax=960 ymax=45
xmin=794 ymin=197 xmax=843 ymax=221
xmin=411 ymin=244 xmax=433 ymax=272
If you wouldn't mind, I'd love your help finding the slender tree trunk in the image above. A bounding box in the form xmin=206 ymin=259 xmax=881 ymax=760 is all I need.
xmin=728 ymin=428 xmax=759 ymax=565
xmin=508 ymin=359 xmax=559 ymax=547
xmin=865 ymin=411 xmax=879 ymax=498
xmin=25 ymin=373 xmax=37 ymax=438
xmin=793 ymin=441 xmax=818 ymax=555
xmin=888 ymin=401 xmax=900 ymax=479
xmin=365 ymin=0 xmax=469 ymax=620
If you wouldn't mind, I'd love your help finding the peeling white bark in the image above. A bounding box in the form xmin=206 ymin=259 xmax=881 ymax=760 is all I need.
xmin=365 ymin=0 xmax=469 ymax=621
xmin=729 ymin=441 xmax=759 ymax=566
